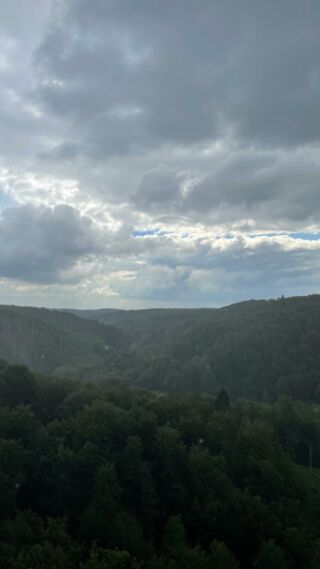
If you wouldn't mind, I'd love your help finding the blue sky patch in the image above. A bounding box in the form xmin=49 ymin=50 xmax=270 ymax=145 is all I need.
xmin=289 ymin=232 xmax=320 ymax=241
xmin=0 ymin=190 xmax=16 ymax=211
xmin=133 ymin=228 xmax=169 ymax=237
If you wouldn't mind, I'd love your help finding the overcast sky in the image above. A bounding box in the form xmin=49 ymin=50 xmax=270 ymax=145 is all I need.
xmin=0 ymin=0 xmax=320 ymax=308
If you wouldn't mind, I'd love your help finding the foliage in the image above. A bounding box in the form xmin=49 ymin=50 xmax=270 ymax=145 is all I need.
xmin=0 ymin=363 xmax=320 ymax=567
xmin=0 ymin=305 xmax=128 ymax=378
xmin=4 ymin=295 xmax=320 ymax=402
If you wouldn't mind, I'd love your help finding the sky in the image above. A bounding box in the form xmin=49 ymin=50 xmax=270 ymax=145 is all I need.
xmin=0 ymin=0 xmax=320 ymax=308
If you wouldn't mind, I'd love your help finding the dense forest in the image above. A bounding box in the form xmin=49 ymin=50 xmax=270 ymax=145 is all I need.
xmin=0 ymin=361 xmax=320 ymax=567
xmin=109 ymin=295 xmax=320 ymax=401
xmin=0 ymin=305 xmax=128 ymax=378
xmin=2 ymin=295 xmax=320 ymax=402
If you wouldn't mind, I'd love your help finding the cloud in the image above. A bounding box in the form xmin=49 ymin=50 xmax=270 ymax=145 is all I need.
xmin=0 ymin=0 xmax=320 ymax=306
xmin=130 ymin=145 xmax=320 ymax=228
xmin=0 ymin=204 xmax=103 ymax=283
xmin=0 ymin=201 xmax=318 ymax=306
xmin=35 ymin=0 xmax=320 ymax=155
xmin=131 ymin=167 xmax=185 ymax=212
xmin=182 ymin=147 xmax=320 ymax=225
xmin=108 ymin=232 xmax=320 ymax=304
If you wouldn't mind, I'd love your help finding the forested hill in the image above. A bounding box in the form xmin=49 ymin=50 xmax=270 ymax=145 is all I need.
xmin=67 ymin=307 xmax=217 ymax=347
xmin=69 ymin=295 xmax=320 ymax=401
xmin=2 ymin=296 xmax=320 ymax=401
xmin=0 ymin=305 xmax=128 ymax=378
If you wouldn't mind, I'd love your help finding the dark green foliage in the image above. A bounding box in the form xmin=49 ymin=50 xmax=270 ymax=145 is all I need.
xmin=4 ymin=295 xmax=320 ymax=402
xmin=65 ymin=295 xmax=320 ymax=402
xmin=0 ymin=365 xmax=37 ymax=407
xmin=0 ymin=363 xmax=320 ymax=567
xmin=80 ymin=546 xmax=138 ymax=568
xmin=208 ymin=540 xmax=239 ymax=569
xmin=215 ymin=388 xmax=230 ymax=410
xmin=0 ymin=304 xmax=128 ymax=378
xmin=254 ymin=540 xmax=287 ymax=569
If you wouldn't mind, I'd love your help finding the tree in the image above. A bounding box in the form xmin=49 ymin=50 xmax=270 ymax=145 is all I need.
xmin=0 ymin=471 xmax=17 ymax=519
xmin=215 ymin=388 xmax=230 ymax=411
xmin=162 ymin=516 xmax=186 ymax=553
xmin=254 ymin=540 xmax=287 ymax=569
xmin=309 ymin=540 xmax=320 ymax=569
xmin=0 ymin=365 xmax=37 ymax=407
xmin=81 ymin=546 xmax=139 ymax=569
xmin=208 ymin=540 xmax=238 ymax=569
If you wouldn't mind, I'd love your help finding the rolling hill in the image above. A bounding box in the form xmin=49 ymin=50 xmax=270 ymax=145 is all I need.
xmin=0 ymin=305 xmax=128 ymax=378
xmin=2 ymin=295 xmax=320 ymax=401
xmin=68 ymin=295 xmax=320 ymax=400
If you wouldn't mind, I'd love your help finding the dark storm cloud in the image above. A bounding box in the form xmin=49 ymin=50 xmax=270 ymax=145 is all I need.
xmin=29 ymin=0 xmax=320 ymax=232
xmin=0 ymin=204 xmax=102 ymax=283
xmin=36 ymin=0 xmax=320 ymax=156
xmin=183 ymin=149 xmax=320 ymax=223
xmin=40 ymin=142 xmax=84 ymax=162
xmin=132 ymin=167 xmax=185 ymax=212
xmin=131 ymin=148 xmax=320 ymax=226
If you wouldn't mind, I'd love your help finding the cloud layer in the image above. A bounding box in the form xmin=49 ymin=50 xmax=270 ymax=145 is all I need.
xmin=0 ymin=204 xmax=102 ymax=283
xmin=0 ymin=0 xmax=320 ymax=307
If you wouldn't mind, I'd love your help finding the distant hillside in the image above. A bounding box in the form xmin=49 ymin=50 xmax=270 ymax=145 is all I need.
xmin=66 ymin=307 xmax=216 ymax=347
xmin=68 ymin=295 xmax=320 ymax=401
xmin=0 ymin=305 xmax=128 ymax=378
xmin=2 ymin=297 xmax=320 ymax=401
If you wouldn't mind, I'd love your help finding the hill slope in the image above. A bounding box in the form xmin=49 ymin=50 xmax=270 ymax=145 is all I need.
xmin=0 ymin=305 xmax=128 ymax=378
xmin=2 ymin=296 xmax=320 ymax=400
xmin=69 ymin=295 xmax=320 ymax=400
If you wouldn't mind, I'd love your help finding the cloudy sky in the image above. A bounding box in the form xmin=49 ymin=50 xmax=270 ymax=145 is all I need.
xmin=0 ymin=0 xmax=320 ymax=308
